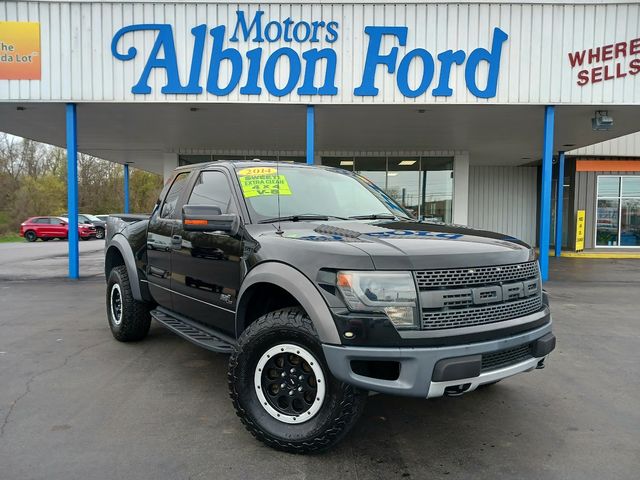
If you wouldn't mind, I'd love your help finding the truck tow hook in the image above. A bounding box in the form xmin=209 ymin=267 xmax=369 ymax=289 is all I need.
xmin=536 ymin=359 xmax=546 ymax=369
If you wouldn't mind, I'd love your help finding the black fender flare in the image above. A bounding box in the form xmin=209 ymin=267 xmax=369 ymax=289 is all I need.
xmin=105 ymin=234 xmax=143 ymax=301
xmin=236 ymin=262 xmax=341 ymax=345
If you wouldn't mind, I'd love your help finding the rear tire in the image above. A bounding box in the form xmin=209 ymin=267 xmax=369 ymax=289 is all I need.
xmin=24 ymin=230 xmax=37 ymax=242
xmin=42 ymin=237 xmax=50 ymax=242
xmin=106 ymin=265 xmax=151 ymax=342
xmin=228 ymin=307 xmax=367 ymax=454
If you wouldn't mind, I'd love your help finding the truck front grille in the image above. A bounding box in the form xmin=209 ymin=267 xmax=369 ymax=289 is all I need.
xmin=416 ymin=261 xmax=543 ymax=331
xmin=415 ymin=261 xmax=539 ymax=289
xmin=421 ymin=296 xmax=542 ymax=330
xmin=481 ymin=343 xmax=533 ymax=372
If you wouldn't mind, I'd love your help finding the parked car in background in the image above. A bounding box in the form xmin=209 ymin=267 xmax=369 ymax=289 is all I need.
xmin=19 ymin=216 xmax=97 ymax=242
xmin=95 ymin=215 xmax=109 ymax=223
xmin=79 ymin=214 xmax=106 ymax=239
xmin=63 ymin=213 xmax=107 ymax=239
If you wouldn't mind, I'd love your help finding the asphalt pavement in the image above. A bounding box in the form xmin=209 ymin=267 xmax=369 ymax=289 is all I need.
xmin=0 ymin=245 xmax=638 ymax=480
xmin=0 ymin=238 xmax=105 ymax=280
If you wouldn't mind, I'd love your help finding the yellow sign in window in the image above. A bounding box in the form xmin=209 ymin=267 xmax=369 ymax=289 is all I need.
xmin=239 ymin=174 xmax=292 ymax=198
xmin=0 ymin=21 xmax=41 ymax=80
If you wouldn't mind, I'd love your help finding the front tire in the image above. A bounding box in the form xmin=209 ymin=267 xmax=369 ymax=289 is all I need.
xmin=24 ymin=230 xmax=37 ymax=242
xmin=95 ymin=227 xmax=105 ymax=239
xmin=228 ymin=307 xmax=367 ymax=453
xmin=106 ymin=265 xmax=151 ymax=342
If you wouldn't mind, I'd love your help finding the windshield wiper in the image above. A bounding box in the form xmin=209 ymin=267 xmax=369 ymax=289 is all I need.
xmin=258 ymin=214 xmax=330 ymax=224
xmin=348 ymin=213 xmax=398 ymax=220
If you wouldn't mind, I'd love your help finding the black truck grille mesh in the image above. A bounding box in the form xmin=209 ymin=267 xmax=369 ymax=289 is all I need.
xmin=415 ymin=261 xmax=539 ymax=289
xmin=481 ymin=344 xmax=533 ymax=372
xmin=421 ymin=296 xmax=542 ymax=330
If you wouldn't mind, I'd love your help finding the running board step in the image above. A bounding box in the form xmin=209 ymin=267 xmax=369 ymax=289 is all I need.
xmin=150 ymin=308 xmax=235 ymax=354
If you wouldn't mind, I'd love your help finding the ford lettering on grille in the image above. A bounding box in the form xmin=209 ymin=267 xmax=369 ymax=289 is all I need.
xmin=421 ymin=279 xmax=540 ymax=309
xmin=416 ymin=262 xmax=544 ymax=330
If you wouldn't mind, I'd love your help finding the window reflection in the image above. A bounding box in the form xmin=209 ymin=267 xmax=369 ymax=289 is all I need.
xmin=621 ymin=198 xmax=640 ymax=246
xmin=596 ymin=199 xmax=620 ymax=246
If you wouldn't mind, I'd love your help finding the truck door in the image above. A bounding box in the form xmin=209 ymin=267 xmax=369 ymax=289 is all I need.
xmin=170 ymin=170 xmax=243 ymax=335
xmin=146 ymin=171 xmax=190 ymax=309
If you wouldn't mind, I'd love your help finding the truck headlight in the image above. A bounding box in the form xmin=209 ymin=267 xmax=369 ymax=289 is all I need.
xmin=336 ymin=271 xmax=419 ymax=329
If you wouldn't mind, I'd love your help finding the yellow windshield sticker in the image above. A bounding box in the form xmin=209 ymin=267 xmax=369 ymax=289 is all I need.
xmin=239 ymin=174 xmax=292 ymax=198
xmin=237 ymin=167 xmax=277 ymax=176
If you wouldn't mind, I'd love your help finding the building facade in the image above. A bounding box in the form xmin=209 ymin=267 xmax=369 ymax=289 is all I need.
xmin=1 ymin=0 xmax=640 ymax=273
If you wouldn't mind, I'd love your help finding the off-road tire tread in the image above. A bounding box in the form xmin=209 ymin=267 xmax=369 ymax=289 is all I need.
xmin=107 ymin=265 xmax=151 ymax=342
xmin=228 ymin=307 xmax=366 ymax=454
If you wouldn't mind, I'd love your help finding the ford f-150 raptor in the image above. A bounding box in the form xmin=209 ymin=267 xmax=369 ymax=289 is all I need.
xmin=104 ymin=160 xmax=555 ymax=453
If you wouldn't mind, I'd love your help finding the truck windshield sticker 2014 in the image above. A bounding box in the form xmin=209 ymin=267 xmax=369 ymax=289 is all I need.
xmin=111 ymin=10 xmax=508 ymax=99
xmin=239 ymin=174 xmax=292 ymax=198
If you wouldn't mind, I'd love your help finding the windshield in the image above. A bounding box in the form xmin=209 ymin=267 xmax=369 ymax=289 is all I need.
xmin=235 ymin=165 xmax=410 ymax=222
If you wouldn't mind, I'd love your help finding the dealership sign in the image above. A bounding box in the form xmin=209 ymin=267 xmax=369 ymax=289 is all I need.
xmin=568 ymin=37 xmax=640 ymax=86
xmin=111 ymin=10 xmax=508 ymax=99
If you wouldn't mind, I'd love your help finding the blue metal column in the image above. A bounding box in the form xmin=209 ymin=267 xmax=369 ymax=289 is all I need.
xmin=539 ymin=106 xmax=555 ymax=282
xmin=306 ymin=105 xmax=314 ymax=165
xmin=554 ymin=151 xmax=566 ymax=258
xmin=66 ymin=103 xmax=79 ymax=279
xmin=123 ymin=163 xmax=130 ymax=214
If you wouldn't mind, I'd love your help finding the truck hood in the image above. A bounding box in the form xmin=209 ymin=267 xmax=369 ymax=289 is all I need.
xmin=250 ymin=220 xmax=535 ymax=270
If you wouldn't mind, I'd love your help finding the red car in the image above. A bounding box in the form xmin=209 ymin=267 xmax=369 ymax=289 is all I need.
xmin=19 ymin=216 xmax=97 ymax=242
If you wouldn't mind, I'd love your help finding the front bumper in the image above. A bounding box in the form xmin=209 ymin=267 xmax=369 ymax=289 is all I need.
xmin=322 ymin=321 xmax=554 ymax=398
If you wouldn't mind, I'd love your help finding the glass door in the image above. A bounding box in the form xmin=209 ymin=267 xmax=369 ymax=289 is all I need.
xmin=596 ymin=176 xmax=640 ymax=247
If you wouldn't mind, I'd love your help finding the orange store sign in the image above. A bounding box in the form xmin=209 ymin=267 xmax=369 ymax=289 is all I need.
xmin=0 ymin=21 xmax=41 ymax=80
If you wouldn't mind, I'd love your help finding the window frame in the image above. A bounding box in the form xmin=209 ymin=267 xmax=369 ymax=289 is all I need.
xmin=595 ymin=175 xmax=640 ymax=248
xmin=158 ymin=171 xmax=191 ymax=220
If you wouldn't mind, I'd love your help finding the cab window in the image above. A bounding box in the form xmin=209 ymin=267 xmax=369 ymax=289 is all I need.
xmin=160 ymin=172 xmax=190 ymax=219
xmin=187 ymin=171 xmax=237 ymax=214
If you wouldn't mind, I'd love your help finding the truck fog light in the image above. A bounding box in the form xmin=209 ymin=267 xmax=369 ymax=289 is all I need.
xmin=383 ymin=306 xmax=416 ymax=327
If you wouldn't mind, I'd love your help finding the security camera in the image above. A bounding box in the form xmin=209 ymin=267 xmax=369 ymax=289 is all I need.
xmin=592 ymin=110 xmax=614 ymax=131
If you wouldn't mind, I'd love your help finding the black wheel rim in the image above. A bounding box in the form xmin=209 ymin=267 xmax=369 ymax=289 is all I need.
xmin=110 ymin=284 xmax=123 ymax=325
xmin=260 ymin=351 xmax=318 ymax=417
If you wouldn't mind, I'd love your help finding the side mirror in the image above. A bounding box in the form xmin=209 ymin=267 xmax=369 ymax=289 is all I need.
xmin=182 ymin=204 xmax=240 ymax=235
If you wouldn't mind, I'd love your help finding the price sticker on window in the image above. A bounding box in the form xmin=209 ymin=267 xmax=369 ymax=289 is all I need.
xmin=239 ymin=174 xmax=292 ymax=198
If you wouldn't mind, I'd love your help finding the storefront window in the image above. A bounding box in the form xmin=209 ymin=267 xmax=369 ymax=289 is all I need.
xmin=387 ymin=158 xmax=421 ymax=216
xmin=321 ymin=156 xmax=453 ymax=222
xmin=420 ymin=158 xmax=453 ymax=223
xmin=354 ymin=157 xmax=387 ymax=190
xmin=596 ymin=176 xmax=640 ymax=247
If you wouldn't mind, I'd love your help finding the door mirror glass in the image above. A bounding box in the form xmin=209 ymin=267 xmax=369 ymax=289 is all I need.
xmin=182 ymin=204 xmax=240 ymax=235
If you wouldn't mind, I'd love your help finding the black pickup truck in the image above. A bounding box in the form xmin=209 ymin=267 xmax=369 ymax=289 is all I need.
xmin=104 ymin=160 xmax=555 ymax=453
